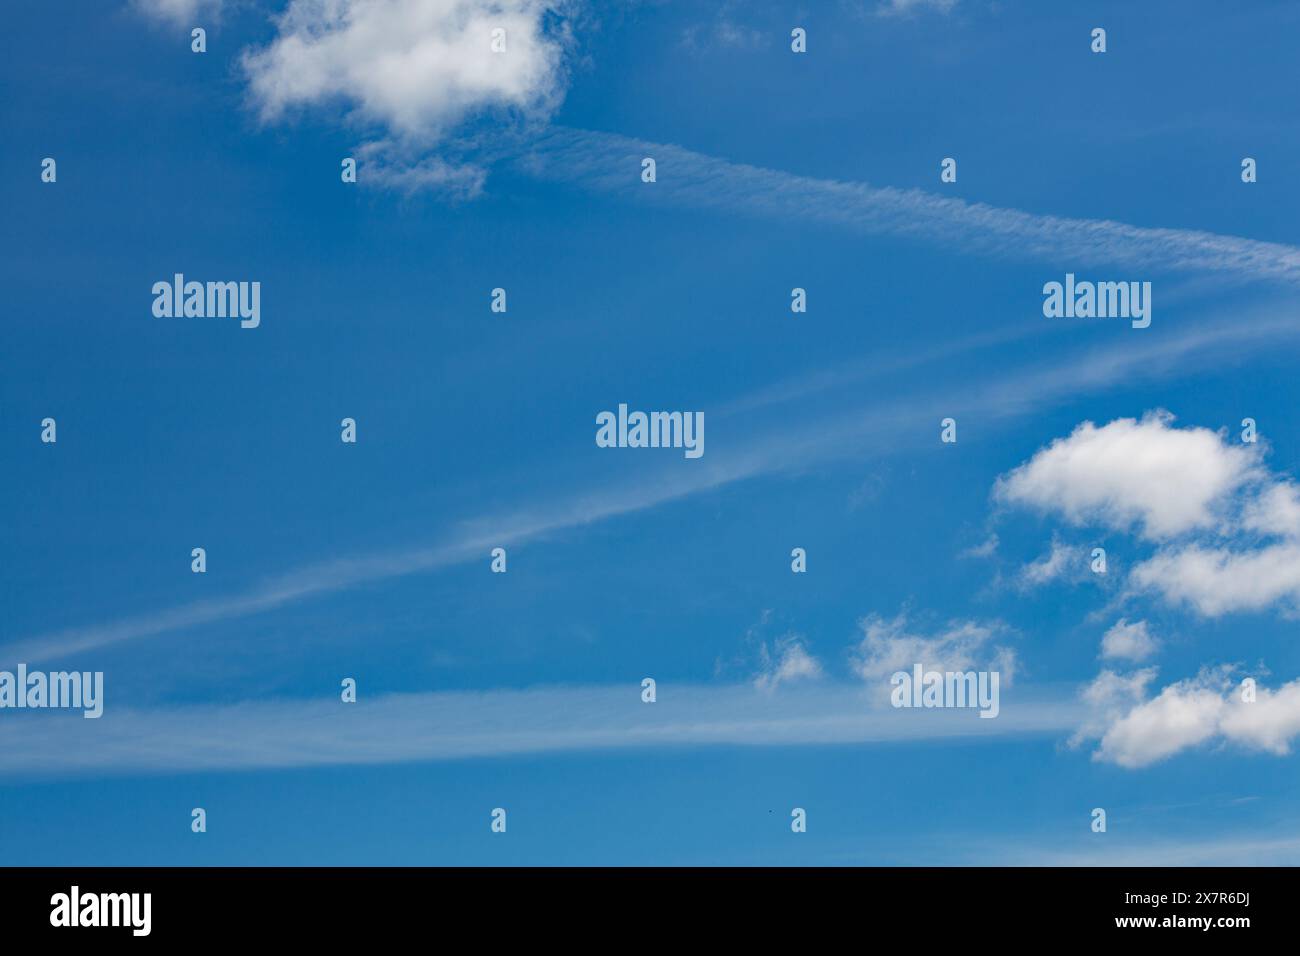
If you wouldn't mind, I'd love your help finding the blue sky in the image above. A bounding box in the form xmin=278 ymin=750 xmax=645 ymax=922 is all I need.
xmin=4 ymin=0 xmax=1300 ymax=865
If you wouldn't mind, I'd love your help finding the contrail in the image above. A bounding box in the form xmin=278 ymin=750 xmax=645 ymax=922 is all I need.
xmin=522 ymin=127 xmax=1300 ymax=286
xmin=0 ymin=681 xmax=1083 ymax=778
xmin=6 ymin=311 xmax=1299 ymax=664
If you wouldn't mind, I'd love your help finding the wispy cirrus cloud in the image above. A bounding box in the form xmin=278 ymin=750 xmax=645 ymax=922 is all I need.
xmin=7 ymin=311 xmax=1300 ymax=666
xmin=962 ymin=832 xmax=1300 ymax=866
xmin=875 ymin=0 xmax=959 ymax=17
xmin=523 ymin=127 xmax=1300 ymax=288
xmin=132 ymin=0 xmax=223 ymax=24
xmin=0 ymin=680 xmax=1080 ymax=779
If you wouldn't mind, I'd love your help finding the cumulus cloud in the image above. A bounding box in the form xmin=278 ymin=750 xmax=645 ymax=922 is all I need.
xmin=995 ymin=411 xmax=1260 ymax=541
xmin=1242 ymin=482 xmax=1300 ymax=539
xmin=1221 ymin=680 xmax=1300 ymax=754
xmin=1130 ymin=542 xmax=1300 ymax=617
xmin=851 ymin=612 xmax=1017 ymax=684
xmin=240 ymin=0 xmax=574 ymax=190
xmin=993 ymin=414 xmax=1300 ymax=768
xmin=1100 ymin=618 xmax=1159 ymax=662
xmin=997 ymin=411 xmax=1300 ymax=619
xmin=1071 ymin=666 xmax=1157 ymax=748
xmin=1076 ymin=667 xmax=1300 ymax=768
xmin=243 ymin=0 xmax=572 ymax=138
xmin=753 ymin=637 xmax=823 ymax=692
xmin=1095 ymin=675 xmax=1225 ymax=767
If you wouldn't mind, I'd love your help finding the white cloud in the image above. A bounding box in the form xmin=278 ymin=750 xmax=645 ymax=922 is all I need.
xmin=1100 ymin=618 xmax=1159 ymax=662
xmin=996 ymin=411 xmax=1300 ymax=618
xmin=1071 ymin=666 xmax=1156 ymax=747
xmin=241 ymin=0 xmax=573 ymax=161
xmin=1077 ymin=667 xmax=1300 ymax=768
xmin=133 ymin=0 xmax=222 ymax=24
xmin=753 ymin=637 xmax=822 ymax=692
xmin=135 ymin=0 xmax=1300 ymax=286
xmin=1095 ymin=676 xmax=1225 ymax=768
xmin=851 ymin=612 xmax=1017 ymax=684
xmin=960 ymin=533 xmax=999 ymax=559
xmin=1221 ymin=681 xmax=1300 ymax=754
xmin=1019 ymin=537 xmax=1076 ymax=587
xmin=995 ymin=411 xmax=1259 ymax=541
xmin=1130 ymin=542 xmax=1300 ymax=617
xmin=1243 ymin=482 xmax=1300 ymax=539
xmin=221 ymin=6 xmax=1300 ymax=295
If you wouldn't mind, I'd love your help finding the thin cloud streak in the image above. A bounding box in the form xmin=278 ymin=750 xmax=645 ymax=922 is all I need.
xmin=976 ymin=834 xmax=1300 ymax=867
xmin=6 ymin=310 xmax=1300 ymax=665
xmin=0 ymin=682 xmax=1082 ymax=778
xmin=523 ymin=127 xmax=1300 ymax=286
xmin=18 ymin=121 xmax=1300 ymax=665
